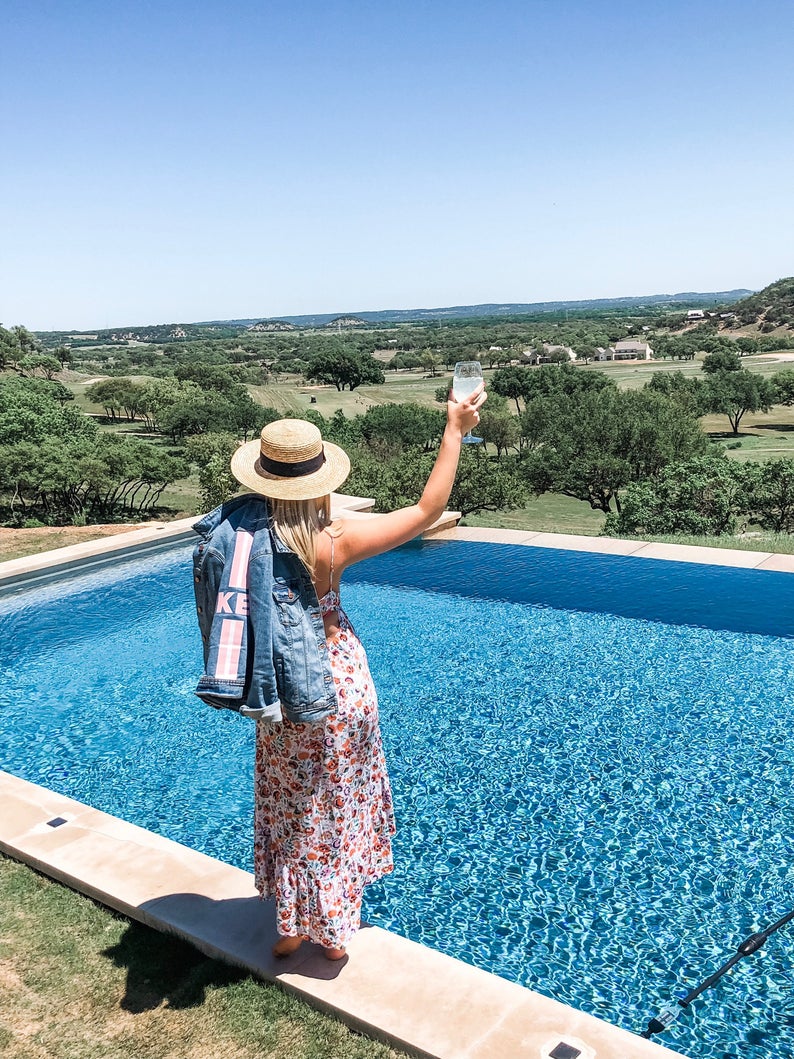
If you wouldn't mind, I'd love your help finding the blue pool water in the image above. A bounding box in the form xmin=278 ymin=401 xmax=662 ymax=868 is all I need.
xmin=2 ymin=540 xmax=794 ymax=1059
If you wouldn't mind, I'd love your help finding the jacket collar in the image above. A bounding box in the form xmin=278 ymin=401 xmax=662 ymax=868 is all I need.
xmin=193 ymin=493 xmax=270 ymax=537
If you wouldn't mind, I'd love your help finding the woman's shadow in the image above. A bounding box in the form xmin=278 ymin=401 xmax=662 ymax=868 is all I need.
xmin=102 ymin=920 xmax=246 ymax=1013
xmin=102 ymin=893 xmax=348 ymax=1013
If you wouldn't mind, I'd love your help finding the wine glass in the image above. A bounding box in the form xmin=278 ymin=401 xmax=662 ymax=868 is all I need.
xmin=453 ymin=361 xmax=484 ymax=444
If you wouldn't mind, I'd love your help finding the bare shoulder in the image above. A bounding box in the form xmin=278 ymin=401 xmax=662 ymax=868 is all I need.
xmin=333 ymin=507 xmax=424 ymax=567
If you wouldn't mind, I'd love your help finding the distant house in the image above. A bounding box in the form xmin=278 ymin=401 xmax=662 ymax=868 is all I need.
xmin=612 ymin=340 xmax=653 ymax=360
xmin=522 ymin=343 xmax=576 ymax=365
xmin=687 ymin=309 xmax=706 ymax=320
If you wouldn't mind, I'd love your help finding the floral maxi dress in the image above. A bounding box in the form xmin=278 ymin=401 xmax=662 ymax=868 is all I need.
xmin=253 ymin=602 xmax=395 ymax=948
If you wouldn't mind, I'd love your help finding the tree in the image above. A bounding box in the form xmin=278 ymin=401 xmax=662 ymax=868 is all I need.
xmin=702 ymin=350 xmax=742 ymax=374
xmin=603 ymin=456 xmax=747 ymax=537
xmin=518 ymin=394 xmax=570 ymax=452
xmin=54 ymin=345 xmax=73 ymax=368
xmin=156 ymin=388 xmax=271 ymax=441
xmin=493 ymin=362 xmax=614 ymax=417
xmin=174 ymin=361 xmax=245 ymax=393
xmin=388 ymin=352 xmax=422 ymax=370
xmin=645 ymin=371 xmax=701 ymax=415
xmin=306 ymin=345 xmax=385 ymax=391
xmin=735 ymin=337 xmax=759 ymax=357
xmin=11 ymin=325 xmax=38 ymax=359
xmin=0 ymin=376 xmax=185 ymax=523
xmin=450 ymin=450 xmax=527 ymax=516
xmin=345 ymin=445 xmax=526 ymax=518
xmin=47 ymin=381 xmax=76 ymax=407
xmin=86 ymin=377 xmax=146 ymax=422
xmin=17 ymin=353 xmax=62 ymax=379
xmin=772 ymin=370 xmax=794 ymax=406
xmin=491 ymin=366 xmax=533 ymax=413
xmin=0 ymin=375 xmax=95 ymax=446
xmin=136 ymin=377 xmax=185 ymax=431
xmin=0 ymin=325 xmax=18 ymax=370
xmin=744 ymin=460 xmax=794 ymax=534
xmin=75 ymin=435 xmax=186 ymax=519
xmin=419 ymin=350 xmax=443 ymax=377
xmin=521 ymin=388 xmax=709 ymax=513
xmin=359 ymin=403 xmax=444 ymax=455
xmin=185 ymin=433 xmax=239 ymax=512
xmin=574 ymin=344 xmax=597 ymax=365
xmin=545 ymin=349 xmax=571 ymax=365
xmin=477 ymin=395 xmax=520 ymax=457
xmin=699 ymin=370 xmax=775 ymax=434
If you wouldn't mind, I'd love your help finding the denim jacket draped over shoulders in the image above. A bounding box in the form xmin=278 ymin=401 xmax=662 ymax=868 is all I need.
xmin=192 ymin=493 xmax=337 ymax=724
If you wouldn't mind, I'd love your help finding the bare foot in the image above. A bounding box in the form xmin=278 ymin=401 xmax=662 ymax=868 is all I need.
xmin=272 ymin=935 xmax=305 ymax=958
xmin=323 ymin=945 xmax=346 ymax=961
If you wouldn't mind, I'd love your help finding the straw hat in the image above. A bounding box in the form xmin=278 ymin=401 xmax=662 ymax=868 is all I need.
xmin=230 ymin=418 xmax=350 ymax=500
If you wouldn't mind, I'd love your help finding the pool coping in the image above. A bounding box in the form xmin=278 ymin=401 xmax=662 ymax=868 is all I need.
xmin=2 ymin=506 xmax=793 ymax=592
xmin=428 ymin=526 xmax=794 ymax=572
xmin=0 ymin=772 xmax=687 ymax=1059
xmin=7 ymin=505 xmax=784 ymax=1059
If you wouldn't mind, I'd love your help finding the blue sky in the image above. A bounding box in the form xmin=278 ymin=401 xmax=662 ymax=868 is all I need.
xmin=2 ymin=0 xmax=793 ymax=330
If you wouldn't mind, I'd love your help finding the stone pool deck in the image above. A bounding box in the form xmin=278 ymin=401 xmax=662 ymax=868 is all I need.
xmin=6 ymin=508 xmax=790 ymax=1058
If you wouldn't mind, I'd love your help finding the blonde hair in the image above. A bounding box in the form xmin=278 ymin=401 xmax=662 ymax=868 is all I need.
xmin=269 ymin=494 xmax=331 ymax=577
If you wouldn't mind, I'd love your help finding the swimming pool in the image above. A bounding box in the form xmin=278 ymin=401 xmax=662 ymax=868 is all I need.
xmin=1 ymin=540 xmax=793 ymax=1059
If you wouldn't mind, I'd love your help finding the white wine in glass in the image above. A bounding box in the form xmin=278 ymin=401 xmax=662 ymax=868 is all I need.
xmin=453 ymin=361 xmax=484 ymax=444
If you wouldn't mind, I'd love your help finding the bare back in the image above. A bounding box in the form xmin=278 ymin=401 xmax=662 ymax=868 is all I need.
xmin=313 ymin=523 xmax=344 ymax=637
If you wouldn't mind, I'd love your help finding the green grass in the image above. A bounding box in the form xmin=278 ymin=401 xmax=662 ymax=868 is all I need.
xmin=463 ymin=493 xmax=606 ymax=535
xmin=616 ymin=532 xmax=794 ymax=554
xmin=248 ymin=371 xmax=449 ymax=419
xmin=705 ymin=403 xmax=794 ymax=463
xmin=0 ymin=854 xmax=406 ymax=1059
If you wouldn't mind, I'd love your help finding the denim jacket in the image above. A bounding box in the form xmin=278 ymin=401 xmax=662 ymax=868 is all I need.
xmin=192 ymin=494 xmax=337 ymax=724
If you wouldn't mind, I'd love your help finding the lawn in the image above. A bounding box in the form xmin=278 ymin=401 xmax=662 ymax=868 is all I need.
xmin=248 ymin=370 xmax=448 ymax=418
xmin=0 ymin=854 xmax=406 ymax=1059
xmin=0 ymin=524 xmax=156 ymax=563
xmin=463 ymin=492 xmax=605 ymax=535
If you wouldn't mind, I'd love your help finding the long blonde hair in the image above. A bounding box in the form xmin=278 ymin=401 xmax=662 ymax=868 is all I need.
xmin=269 ymin=494 xmax=331 ymax=578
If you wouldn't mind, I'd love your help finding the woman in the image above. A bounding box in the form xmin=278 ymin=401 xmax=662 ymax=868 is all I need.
xmin=228 ymin=383 xmax=486 ymax=960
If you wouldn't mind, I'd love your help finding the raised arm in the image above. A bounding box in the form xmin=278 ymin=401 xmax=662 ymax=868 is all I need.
xmin=334 ymin=382 xmax=487 ymax=568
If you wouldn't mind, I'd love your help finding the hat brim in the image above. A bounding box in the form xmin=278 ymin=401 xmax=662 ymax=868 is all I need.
xmin=230 ymin=437 xmax=351 ymax=500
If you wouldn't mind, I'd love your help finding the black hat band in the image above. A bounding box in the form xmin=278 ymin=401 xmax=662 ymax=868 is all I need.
xmin=257 ymin=450 xmax=326 ymax=478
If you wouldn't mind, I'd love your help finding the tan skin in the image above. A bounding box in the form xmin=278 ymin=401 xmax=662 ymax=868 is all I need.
xmin=272 ymin=383 xmax=486 ymax=960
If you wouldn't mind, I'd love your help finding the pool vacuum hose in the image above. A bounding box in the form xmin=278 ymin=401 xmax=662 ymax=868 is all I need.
xmin=640 ymin=908 xmax=794 ymax=1041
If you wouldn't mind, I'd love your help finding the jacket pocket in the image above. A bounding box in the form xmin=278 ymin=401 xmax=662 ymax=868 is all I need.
xmin=272 ymin=578 xmax=302 ymax=627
